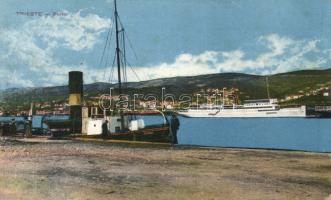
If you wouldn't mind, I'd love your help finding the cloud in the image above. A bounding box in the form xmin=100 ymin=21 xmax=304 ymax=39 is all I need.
xmin=103 ymin=51 xmax=219 ymax=82
xmin=0 ymin=16 xmax=330 ymax=90
xmin=0 ymin=11 xmax=111 ymax=89
xmin=67 ymin=33 xmax=330 ymax=84
xmin=25 ymin=10 xmax=111 ymax=51
xmin=127 ymin=33 xmax=330 ymax=81
xmin=40 ymin=64 xmax=109 ymax=86
xmin=0 ymin=29 xmax=54 ymax=71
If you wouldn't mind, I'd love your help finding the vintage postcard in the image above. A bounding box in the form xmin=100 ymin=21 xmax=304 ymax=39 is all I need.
xmin=0 ymin=0 xmax=330 ymax=199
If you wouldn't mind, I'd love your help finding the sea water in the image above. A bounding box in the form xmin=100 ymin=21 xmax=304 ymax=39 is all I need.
xmin=1 ymin=115 xmax=330 ymax=152
xmin=143 ymin=116 xmax=331 ymax=152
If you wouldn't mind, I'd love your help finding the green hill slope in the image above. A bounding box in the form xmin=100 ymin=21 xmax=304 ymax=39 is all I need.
xmin=1 ymin=69 xmax=331 ymax=112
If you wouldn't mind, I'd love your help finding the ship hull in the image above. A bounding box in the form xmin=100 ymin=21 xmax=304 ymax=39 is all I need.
xmin=306 ymin=106 xmax=331 ymax=118
xmin=72 ymin=125 xmax=171 ymax=143
xmin=179 ymin=106 xmax=306 ymax=118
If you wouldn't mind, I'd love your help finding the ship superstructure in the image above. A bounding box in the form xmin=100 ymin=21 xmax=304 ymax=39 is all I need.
xmin=179 ymin=99 xmax=306 ymax=118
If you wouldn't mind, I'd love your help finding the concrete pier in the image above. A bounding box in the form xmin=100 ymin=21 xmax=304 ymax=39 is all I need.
xmin=0 ymin=137 xmax=330 ymax=200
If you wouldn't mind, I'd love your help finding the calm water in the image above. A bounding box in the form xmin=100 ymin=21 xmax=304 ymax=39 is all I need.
xmin=1 ymin=115 xmax=330 ymax=152
xmin=0 ymin=115 xmax=69 ymax=129
xmin=145 ymin=116 xmax=331 ymax=153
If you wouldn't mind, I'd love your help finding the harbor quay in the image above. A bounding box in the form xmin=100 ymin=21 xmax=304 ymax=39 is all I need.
xmin=1 ymin=1 xmax=331 ymax=200
xmin=0 ymin=137 xmax=330 ymax=200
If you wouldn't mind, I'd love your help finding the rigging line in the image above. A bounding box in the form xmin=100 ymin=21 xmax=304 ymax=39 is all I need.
xmin=117 ymin=15 xmax=139 ymax=61
xmin=103 ymin=36 xmax=115 ymax=81
xmin=105 ymin=21 xmax=115 ymax=72
xmin=101 ymin=26 xmax=111 ymax=81
xmin=105 ymin=34 xmax=116 ymax=83
xmin=103 ymin=37 xmax=112 ymax=82
xmin=105 ymin=23 xmax=115 ymax=64
xmin=121 ymin=61 xmax=127 ymax=85
xmin=104 ymin=4 xmax=116 ymax=82
xmin=125 ymin=60 xmax=141 ymax=82
xmin=120 ymin=52 xmax=127 ymax=85
xmin=123 ymin=29 xmax=139 ymax=61
xmin=114 ymin=5 xmax=141 ymax=84
xmin=119 ymin=31 xmax=124 ymax=83
xmin=109 ymin=50 xmax=117 ymax=83
xmin=126 ymin=58 xmax=149 ymax=81
xmin=128 ymin=65 xmax=141 ymax=82
xmin=104 ymin=47 xmax=111 ymax=80
xmin=116 ymin=13 xmax=143 ymax=83
xmin=121 ymin=55 xmax=127 ymax=86
xmin=118 ymin=17 xmax=139 ymax=83
xmin=109 ymin=57 xmax=116 ymax=83
xmin=118 ymin=30 xmax=127 ymax=85
xmin=109 ymin=60 xmax=115 ymax=83
xmin=104 ymin=29 xmax=113 ymax=68
xmin=122 ymin=30 xmax=128 ymax=84
xmin=100 ymin=13 xmax=114 ymax=79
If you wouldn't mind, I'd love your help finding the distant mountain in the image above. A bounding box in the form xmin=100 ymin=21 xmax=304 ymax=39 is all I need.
xmin=1 ymin=69 xmax=331 ymax=110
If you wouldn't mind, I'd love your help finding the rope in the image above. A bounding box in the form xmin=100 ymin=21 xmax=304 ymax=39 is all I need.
xmin=101 ymin=11 xmax=115 ymax=81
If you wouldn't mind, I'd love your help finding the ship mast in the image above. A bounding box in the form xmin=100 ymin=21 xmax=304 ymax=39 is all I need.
xmin=114 ymin=0 xmax=124 ymax=129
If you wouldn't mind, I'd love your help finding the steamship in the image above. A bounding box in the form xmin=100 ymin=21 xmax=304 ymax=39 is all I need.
xmin=178 ymin=75 xmax=308 ymax=118
xmin=179 ymin=99 xmax=306 ymax=118
xmin=46 ymin=0 xmax=171 ymax=143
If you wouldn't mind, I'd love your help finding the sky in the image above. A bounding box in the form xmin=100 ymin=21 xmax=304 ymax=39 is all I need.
xmin=1 ymin=0 xmax=331 ymax=89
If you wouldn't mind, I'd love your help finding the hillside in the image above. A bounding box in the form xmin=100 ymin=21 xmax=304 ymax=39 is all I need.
xmin=1 ymin=69 xmax=331 ymax=111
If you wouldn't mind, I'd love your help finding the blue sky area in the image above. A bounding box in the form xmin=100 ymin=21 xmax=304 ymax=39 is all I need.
xmin=1 ymin=0 xmax=331 ymax=88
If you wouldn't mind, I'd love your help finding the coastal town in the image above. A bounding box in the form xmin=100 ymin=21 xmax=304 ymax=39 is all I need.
xmin=1 ymin=0 xmax=331 ymax=199
xmin=1 ymin=84 xmax=330 ymax=117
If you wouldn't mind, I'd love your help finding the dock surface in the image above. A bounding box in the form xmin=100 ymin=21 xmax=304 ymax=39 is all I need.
xmin=0 ymin=137 xmax=330 ymax=200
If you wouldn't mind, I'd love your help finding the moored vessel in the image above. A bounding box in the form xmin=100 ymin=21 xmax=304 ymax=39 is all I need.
xmin=179 ymin=99 xmax=306 ymax=118
xmin=46 ymin=0 xmax=172 ymax=143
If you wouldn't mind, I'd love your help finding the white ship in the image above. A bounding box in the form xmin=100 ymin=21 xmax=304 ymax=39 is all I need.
xmin=179 ymin=99 xmax=306 ymax=118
